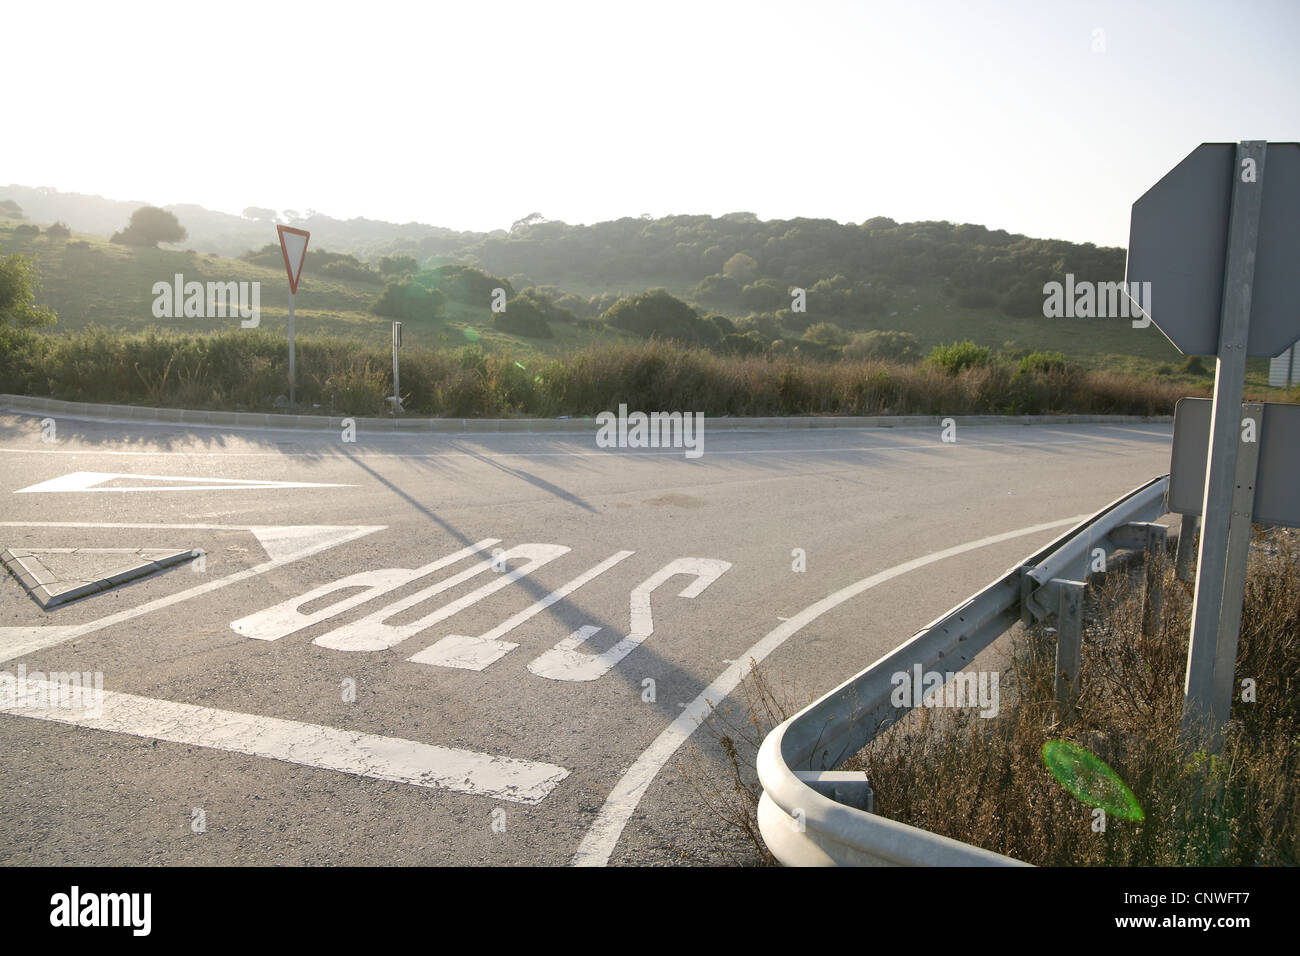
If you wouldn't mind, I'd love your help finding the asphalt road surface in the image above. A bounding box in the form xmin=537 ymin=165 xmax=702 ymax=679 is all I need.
xmin=0 ymin=412 xmax=1175 ymax=865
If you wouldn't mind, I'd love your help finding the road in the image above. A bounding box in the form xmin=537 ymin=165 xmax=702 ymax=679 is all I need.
xmin=0 ymin=411 xmax=1174 ymax=865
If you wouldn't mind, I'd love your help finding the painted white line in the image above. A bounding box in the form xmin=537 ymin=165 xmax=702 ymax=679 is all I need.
xmin=16 ymin=471 xmax=350 ymax=493
xmin=312 ymin=543 xmax=571 ymax=652
xmin=569 ymin=514 xmax=1089 ymax=866
xmin=528 ymin=558 xmax=732 ymax=682
xmin=0 ymin=680 xmax=568 ymax=804
xmin=0 ymin=523 xmax=384 ymax=665
xmin=410 ymin=550 xmax=636 ymax=670
xmin=0 ymin=432 xmax=1169 ymax=461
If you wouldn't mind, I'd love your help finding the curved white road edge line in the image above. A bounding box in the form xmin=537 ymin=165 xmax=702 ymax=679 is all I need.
xmin=570 ymin=513 xmax=1089 ymax=866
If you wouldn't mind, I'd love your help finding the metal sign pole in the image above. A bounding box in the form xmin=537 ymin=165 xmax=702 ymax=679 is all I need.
xmin=288 ymin=291 xmax=296 ymax=407
xmin=1182 ymin=141 xmax=1267 ymax=745
xmin=1209 ymin=401 xmax=1263 ymax=741
xmin=392 ymin=321 xmax=402 ymax=413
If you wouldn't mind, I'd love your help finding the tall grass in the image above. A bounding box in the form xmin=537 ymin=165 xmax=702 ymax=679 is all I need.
xmin=846 ymin=532 xmax=1299 ymax=865
xmin=0 ymin=326 xmax=1196 ymax=418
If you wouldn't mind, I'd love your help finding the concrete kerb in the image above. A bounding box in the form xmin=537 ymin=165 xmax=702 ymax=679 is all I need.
xmin=0 ymin=394 xmax=1173 ymax=437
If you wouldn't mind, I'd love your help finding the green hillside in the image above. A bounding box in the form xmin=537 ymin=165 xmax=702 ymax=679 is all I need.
xmin=0 ymin=207 xmax=1288 ymax=396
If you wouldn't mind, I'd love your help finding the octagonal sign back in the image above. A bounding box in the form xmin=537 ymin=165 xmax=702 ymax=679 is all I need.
xmin=1125 ymin=142 xmax=1300 ymax=358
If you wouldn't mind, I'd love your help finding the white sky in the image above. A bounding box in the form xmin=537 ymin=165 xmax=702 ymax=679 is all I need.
xmin=7 ymin=0 xmax=1298 ymax=245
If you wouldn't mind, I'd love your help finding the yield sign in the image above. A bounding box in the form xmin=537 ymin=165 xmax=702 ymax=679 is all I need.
xmin=277 ymin=224 xmax=310 ymax=293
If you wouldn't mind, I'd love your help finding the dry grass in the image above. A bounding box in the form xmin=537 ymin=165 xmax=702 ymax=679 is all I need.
xmin=845 ymin=530 xmax=1299 ymax=865
xmin=0 ymin=327 xmax=1194 ymax=418
xmin=672 ymin=665 xmax=809 ymax=866
xmin=677 ymin=532 xmax=1298 ymax=866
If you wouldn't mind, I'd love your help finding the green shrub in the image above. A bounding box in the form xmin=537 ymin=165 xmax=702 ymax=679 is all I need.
xmin=494 ymin=295 xmax=553 ymax=338
xmin=1018 ymin=350 xmax=1073 ymax=375
xmin=927 ymin=340 xmax=992 ymax=375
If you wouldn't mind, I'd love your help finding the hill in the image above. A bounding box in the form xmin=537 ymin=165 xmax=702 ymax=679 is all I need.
xmin=0 ymin=191 xmax=1287 ymax=392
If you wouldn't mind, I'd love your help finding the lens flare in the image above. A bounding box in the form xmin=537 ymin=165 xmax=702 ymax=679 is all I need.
xmin=1041 ymin=740 xmax=1144 ymax=822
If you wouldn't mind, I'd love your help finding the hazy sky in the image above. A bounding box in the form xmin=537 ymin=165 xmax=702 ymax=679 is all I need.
xmin=8 ymin=0 xmax=1298 ymax=246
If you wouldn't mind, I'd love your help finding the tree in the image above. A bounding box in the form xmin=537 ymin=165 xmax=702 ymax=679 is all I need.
xmin=602 ymin=289 xmax=717 ymax=344
xmin=0 ymin=199 xmax=24 ymax=220
xmin=110 ymin=206 xmax=187 ymax=247
xmin=803 ymin=322 xmax=848 ymax=347
xmin=46 ymin=222 xmax=72 ymax=240
xmin=378 ymin=255 xmax=419 ymax=276
xmin=242 ymin=207 xmax=279 ymax=222
xmin=494 ymin=294 xmax=554 ymax=338
xmin=370 ymin=280 xmax=446 ymax=321
xmin=0 ymin=253 xmax=57 ymax=328
xmin=722 ymin=252 xmax=759 ymax=283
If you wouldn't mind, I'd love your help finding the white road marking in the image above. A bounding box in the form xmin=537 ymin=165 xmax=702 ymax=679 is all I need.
xmin=231 ymin=539 xmax=501 ymax=642
xmin=0 ymin=430 xmax=1169 ymax=461
xmin=0 ymin=680 xmax=568 ymax=804
xmin=529 ymin=557 xmax=731 ymax=682
xmin=570 ymin=514 xmax=1089 ymax=866
xmin=312 ymin=543 xmax=571 ymax=652
xmin=0 ymin=523 xmax=384 ymax=665
xmin=409 ymin=550 xmax=636 ymax=670
xmin=15 ymin=471 xmax=350 ymax=493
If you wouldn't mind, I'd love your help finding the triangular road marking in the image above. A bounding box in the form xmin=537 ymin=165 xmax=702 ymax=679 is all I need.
xmin=16 ymin=471 xmax=350 ymax=493
xmin=248 ymin=526 xmax=382 ymax=564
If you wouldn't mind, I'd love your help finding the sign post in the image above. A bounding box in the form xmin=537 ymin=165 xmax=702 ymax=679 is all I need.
xmin=1182 ymin=141 xmax=1265 ymax=743
xmin=276 ymin=225 xmax=310 ymax=407
xmin=1126 ymin=140 xmax=1300 ymax=748
xmin=391 ymin=320 xmax=403 ymax=413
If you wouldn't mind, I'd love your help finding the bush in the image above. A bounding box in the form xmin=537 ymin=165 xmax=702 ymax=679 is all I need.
xmin=13 ymin=224 xmax=39 ymax=239
xmin=320 ymin=259 xmax=381 ymax=283
xmin=927 ymin=340 xmax=992 ymax=375
xmin=844 ymin=330 xmax=919 ymax=363
xmin=494 ymin=295 xmax=553 ymax=338
xmin=1018 ymin=350 xmax=1074 ymax=375
xmin=370 ymin=280 xmax=447 ymax=321
xmin=603 ymin=288 xmax=717 ymax=345
xmin=45 ymin=222 xmax=72 ymax=240
xmin=1183 ymin=355 xmax=1210 ymax=376
xmin=422 ymin=264 xmax=513 ymax=305
xmin=803 ymin=322 xmax=848 ymax=347
xmin=0 ymin=253 xmax=57 ymax=328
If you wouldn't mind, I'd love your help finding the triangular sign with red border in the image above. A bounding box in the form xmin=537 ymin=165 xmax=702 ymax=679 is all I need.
xmin=277 ymin=224 xmax=310 ymax=293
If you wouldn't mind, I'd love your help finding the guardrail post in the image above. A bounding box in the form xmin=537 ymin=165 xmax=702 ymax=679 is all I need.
xmin=1175 ymin=514 xmax=1199 ymax=582
xmin=1140 ymin=524 xmax=1169 ymax=636
xmin=1052 ymin=579 xmax=1086 ymax=718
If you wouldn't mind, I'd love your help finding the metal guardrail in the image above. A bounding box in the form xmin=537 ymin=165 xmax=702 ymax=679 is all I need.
xmin=756 ymin=475 xmax=1173 ymax=866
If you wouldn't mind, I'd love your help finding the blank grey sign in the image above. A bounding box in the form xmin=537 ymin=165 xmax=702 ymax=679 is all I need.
xmin=1126 ymin=142 xmax=1300 ymax=358
xmin=1169 ymin=397 xmax=1300 ymax=527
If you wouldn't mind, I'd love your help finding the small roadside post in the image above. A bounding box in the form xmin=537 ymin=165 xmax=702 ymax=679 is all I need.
xmin=391 ymin=320 xmax=403 ymax=413
xmin=276 ymin=224 xmax=311 ymax=406
xmin=1126 ymin=140 xmax=1300 ymax=748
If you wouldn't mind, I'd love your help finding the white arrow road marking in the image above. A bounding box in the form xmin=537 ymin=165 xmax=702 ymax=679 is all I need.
xmin=231 ymin=539 xmax=501 ymax=642
xmin=16 ymin=471 xmax=350 ymax=493
xmin=0 ymin=522 xmax=384 ymax=665
xmin=570 ymin=514 xmax=1090 ymax=865
xmin=313 ymin=543 xmax=570 ymax=652
xmin=529 ymin=557 xmax=731 ymax=682
xmin=0 ymin=681 xmax=568 ymax=804
xmin=409 ymin=550 xmax=635 ymax=670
